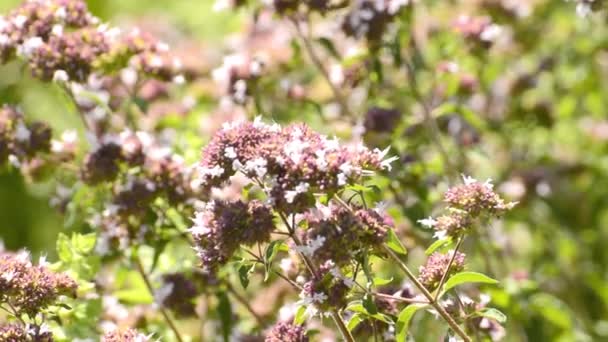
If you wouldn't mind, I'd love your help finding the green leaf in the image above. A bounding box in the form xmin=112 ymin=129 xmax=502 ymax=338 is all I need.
xmin=217 ymin=291 xmax=232 ymax=342
xmin=56 ymin=233 xmax=73 ymax=263
xmin=294 ymin=305 xmax=307 ymax=325
xmin=386 ymin=229 xmax=407 ymax=255
xmin=373 ymin=276 xmax=394 ymax=286
xmin=425 ymin=237 xmax=452 ymax=255
xmin=73 ymin=233 xmax=96 ymax=254
xmin=347 ymin=313 xmax=364 ymax=331
xmin=477 ymin=308 xmax=507 ymax=323
xmin=363 ymin=293 xmax=378 ymax=315
xmin=264 ymin=240 xmax=287 ymax=281
xmin=442 ymin=272 xmax=499 ymax=293
xmin=238 ymin=262 xmax=255 ymax=289
xmin=316 ymin=37 xmax=341 ymax=60
xmin=396 ymin=304 xmax=427 ymax=341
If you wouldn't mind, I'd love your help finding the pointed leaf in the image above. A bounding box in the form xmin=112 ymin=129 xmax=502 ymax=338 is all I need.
xmin=442 ymin=272 xmax=499 ymax=294
xmin=396 ymin=304 xmax=427 ymax=341
xmin=386 ymin=229 xmax=408 ymax=255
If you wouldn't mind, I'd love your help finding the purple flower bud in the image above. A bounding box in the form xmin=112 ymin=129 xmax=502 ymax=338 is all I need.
xmin=0 ymin=251 xmax=78 ymax=317
xmin=191 ymin=200 xmax=276 ymax=272
xmin=418 ymin=251 xmax=466 ymax=291
xmin=265 ymin=321 xmax=308 ymax=342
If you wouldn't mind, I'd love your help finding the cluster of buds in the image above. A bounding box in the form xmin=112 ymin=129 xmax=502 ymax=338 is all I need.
xmin=363 ymin=107 xmax=402 ymax=135
xmin=0 ymin=105 xmax=75 ymax=180
xmin=0 ymin=323 xmax=53 ymax=341
xmin=157 ymin=272 xmax=200 ymax=318
xmin=418 ymin=175 xmax=517 ymax=239
xmin=442 ymin=294 xmax=506 ymax=341
xmin=265 ymin=321 xmax=309 ymax=342
xmin=0 ymin=0 xmax=183 ymax=84
xmin=418 ymin=251 xmax=466 ymax=291
xmin=102 ymin=328 xmax=152 ymax=342
xmin=298 ymin=203 xmax=390 ymax=266
xmin=196 ymin=118 xmax=397 ymax=213
xmin=299 ymin=262 xmax=350 ymax=315
xmin=190 ymin=200 xmax=276 ymax=272
xmin=452 ymin=15 xmax=502 ymax=51
xmin=342 ymin=0 xmax=410 ymax=44
xmin=0 ymin=251 xmax=77 ymax=317
xmin=212 ymin=54 xmax=265 ymax=104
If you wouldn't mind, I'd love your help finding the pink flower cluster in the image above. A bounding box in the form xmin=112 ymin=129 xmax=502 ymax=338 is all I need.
xmin=418 ymin=251 xmax=466 ymax=291
xmin=299 ymin=203 xmax=390 ymax=266
xmin=0 ymin=251 xmax=77 ymax=317
xmin=0 ymin=0 xmax=183 ymax=83
xmin=197 ymin=118 xmax=396 ymax=213
xmin=419 ymin=175 xmax=517 ymax=238
xmin=190 ymin=199 xmax=276 ymax=272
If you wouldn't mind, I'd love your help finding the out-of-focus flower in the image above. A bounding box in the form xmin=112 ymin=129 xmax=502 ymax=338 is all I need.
xmin=102 ymin=328 xmax=152 ymax=342
xmin=265 ymin=321 xmax=309 ymax=342
xmin=0 ymin=251 xmax=77 ymax=317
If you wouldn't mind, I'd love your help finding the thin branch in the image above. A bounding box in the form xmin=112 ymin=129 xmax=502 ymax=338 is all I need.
xmin=290 ymin=16 xmax=355 ymax=120
xmin=383 ymin=246 xmax=471 ymax=342
xmin=133 ymin=255 xmax=185 ymax=342
xmin=403 ymin=58 xmax=457 ymax=183
xmin=226 ymin=282 xmax=267 ymax=327
xmin=371 ymin=292 xmax=429 ymax=305
xmin=434 ymin=237 xmax=464 ymax=302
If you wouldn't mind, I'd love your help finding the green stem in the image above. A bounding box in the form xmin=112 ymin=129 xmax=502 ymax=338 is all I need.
xmin=133 ymin=255 xmax=185 ymax=342
xmin=383 ymin=246 xmax=471 ymax=342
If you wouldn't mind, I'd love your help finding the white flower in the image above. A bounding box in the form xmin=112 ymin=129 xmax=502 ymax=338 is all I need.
xmin=337 ymin=173 xmax=348 ymax=186
xmin=0 ymin=34 xmax=10 ymax=46
xmin=18 ymin=36 xmax=43 ymax=58
xmin=120 ymin=67 xmax=138 ymax=86
xmin=53 ymin=69 xmax=69 ymax=83
xmin=284 ymin=182 xmax=310 ymax=203
xmin=381 ymin=155 xmax=399 ymax=171
xmin=244 ymin=157 xmax=267 ymax=178
xmin=480 ymin=24 xmax=502 ymax=42
xmin=51 ymin=24 xmax=63 ymax=36
xmin=483 ymin=178 xmax=494 ymax=189
xmin=224 ymin=146 xmax=237 ymax=159
xmin=173 ymin=74 xmax=185 ymax=85
xmin=418 ymin=216 xmax=437 ymax=228
xmin=14 ymin=122 xmax=31 ymax=142
xmin=149 ymin=55 xmax=163 ymax=68
xmin=461 ymin=174 xmax=477 ymax=185
xmin=55 ymin=7 xmax=67 ymax=20
xmin=13 ymin=15 xmax=27 ymax=29
xmin=199 ymin=165 xmax=225 ymax=178
xmin=295 ymin=236 xmax=326 ymax=257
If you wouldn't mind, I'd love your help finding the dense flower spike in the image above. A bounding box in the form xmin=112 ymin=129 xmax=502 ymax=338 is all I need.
xmin=444 ymin=176 xmax=516 ymax=217
xmin=418 ymin=251 xmax=466 ymax=291
xmin=191 ymin=199 xmax=276 ymax=272
xmin=102 ymin=328 xmax=152 ymax=342
xmin=197 ymin=118 xmax=396 ymax=213
xmin=299 ymin=204 xmax=390 ymax=266
xmin=0 ymin=105 xmax=56 ymax=167
xmin=265 ymin=321 xmax=309 ymax=342
xmin=419 ymin=175 xmax=516 ymax=239
xmin=0 ymin=251 xmax=77 ymax=317
xmin=299 ymin=261 xmax=350 ymax=314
